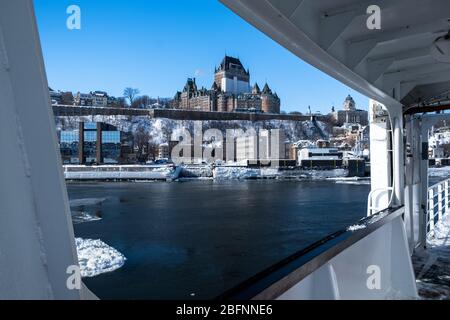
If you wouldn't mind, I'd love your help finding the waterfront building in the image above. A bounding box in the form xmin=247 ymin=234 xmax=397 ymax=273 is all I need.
xmin=172 ymin=56 xmax=281 ymax=114
xmin=158 ymin=143 xmax=170 ymax=159
xmin=297 ymin=147 xmax=343 ymax=168
xmin=298 ymin=147 xmax=342 ymax=161
xmin=59 ymin=122 xmax=122 ymax=165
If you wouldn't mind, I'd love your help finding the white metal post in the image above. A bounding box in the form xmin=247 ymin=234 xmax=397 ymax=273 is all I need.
xmin=438 ymin=184 xmax=443 ymax=221
xmin=445 ymin=180 xmax=449 ymax=215
xmin=428 ymin=189 xmax=435 ymax=233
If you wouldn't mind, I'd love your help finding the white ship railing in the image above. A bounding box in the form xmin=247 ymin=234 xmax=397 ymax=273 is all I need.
xmin=427 ymin=178 xmax=450 ymax=237
xmin=218 ymin=206 xmax=417 ymax=300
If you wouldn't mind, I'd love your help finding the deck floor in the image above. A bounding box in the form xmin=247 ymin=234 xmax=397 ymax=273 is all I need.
xmin=413 ymin=215 xmax=450 ymax=300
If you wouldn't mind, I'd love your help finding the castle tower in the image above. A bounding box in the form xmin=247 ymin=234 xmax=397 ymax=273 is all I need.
xmin=214 ymin=56 xmax=250 ymax=94
xmin=252 ymin=83 xmax=261 ymax=95
xmin=261 ymin=83 xmax=280 ymax=114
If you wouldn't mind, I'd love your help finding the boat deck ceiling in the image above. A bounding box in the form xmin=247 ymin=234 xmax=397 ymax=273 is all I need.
xmin=220 ymin=0 xmax=450 ymax=111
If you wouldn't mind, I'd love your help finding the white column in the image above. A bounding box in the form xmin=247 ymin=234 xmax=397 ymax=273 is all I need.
xmin=392 ymin=110 xmax=405 ymax=206
xmin=368 ymin=100 xmax=391 ymax=214
xmin=0 ymin=1 xmax=82 ymax=299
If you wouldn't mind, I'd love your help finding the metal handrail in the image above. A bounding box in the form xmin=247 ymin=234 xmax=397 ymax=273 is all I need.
xmin=427 ymin=178 xmax=450 ymax=236
xmin=367 ymin=187 xmax=393 ymax=216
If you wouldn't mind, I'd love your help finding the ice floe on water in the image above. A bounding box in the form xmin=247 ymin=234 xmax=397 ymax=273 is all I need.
xmin=69 ymin=198 xmax=107 ymax=207
xmin=75 ymin=238 xmax=127 ymax=278
xmin=71 ymin=210 xmax=102 ymax=224
xmin=428 ymin=167 xmax=450 ymax=177
xmin=327 ymin=177 xmax=371 ymax=185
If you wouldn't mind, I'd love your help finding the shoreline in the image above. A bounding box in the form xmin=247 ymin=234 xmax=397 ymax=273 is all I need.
xmin=63 ymin=164 xmax=361 ymax=182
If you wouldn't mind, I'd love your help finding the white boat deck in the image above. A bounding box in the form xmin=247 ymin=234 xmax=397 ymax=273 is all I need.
xmin=413 ymin=215 xmax=450 ymax=300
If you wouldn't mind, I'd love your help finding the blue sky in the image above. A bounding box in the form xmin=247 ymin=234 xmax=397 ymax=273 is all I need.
xmin=34 ymin=0 xmax=369 ymax=113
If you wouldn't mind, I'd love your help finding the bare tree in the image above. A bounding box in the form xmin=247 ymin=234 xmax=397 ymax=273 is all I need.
xmin=123 ymin=87 xmax=140 ymax=106
xmin=147 ymin=142 xmax=160 ymax=161
xmin=133 ymin=126 xmax=150 ymax=162
xmin=131 ymin=95 xmax=152 ymax=109
xmin=109 ymin=97 xmax=128 ymax=108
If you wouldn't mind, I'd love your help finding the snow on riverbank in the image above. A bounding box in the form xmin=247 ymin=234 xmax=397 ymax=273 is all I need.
xmin=75 ymin=238 xmax=127 ymax=278
xmin=213 ymin=167 xmax=349 ymax=180
xmin=64 ymin=165 xmax=181 ymax=181
xmin=55 ymin=116 xmax=329 ymax=145
xmin=213 ymin=167 xmax=279 ymax=180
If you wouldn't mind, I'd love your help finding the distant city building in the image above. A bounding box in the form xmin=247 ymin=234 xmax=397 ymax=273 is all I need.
xmin=172 ymin=56 xmax=281 ymax=114
xmin=49 ymin=88 xmax=73 ymax=105
xmin=332 ymin=95 xmax=368 ymax=126
xmin=91 ymin=91 xmax=108 ymax=108
xmin=158 ymin=143 xmax=170 ymax=159
xmin=74 ymin=92 xmax=93 ymax=106
xmin=49 ymin=87 xmax=62 ymax=105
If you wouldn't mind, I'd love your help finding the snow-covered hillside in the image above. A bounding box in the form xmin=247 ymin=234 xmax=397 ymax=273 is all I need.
xmin=55 ymin=116 xmax=330 ymax=144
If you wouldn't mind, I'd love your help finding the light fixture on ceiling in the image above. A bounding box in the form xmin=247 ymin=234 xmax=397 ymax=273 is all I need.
xmin=431 ymin=31 xmax=450 ymax=63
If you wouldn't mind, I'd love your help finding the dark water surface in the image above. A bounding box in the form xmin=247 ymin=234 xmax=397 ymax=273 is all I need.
xmin=68 ymin=180 xmax=370 ymax=299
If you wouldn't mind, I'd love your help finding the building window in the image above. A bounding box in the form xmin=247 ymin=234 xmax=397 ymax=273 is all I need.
xmin=60 ymin=131 xmax=79 ymax=164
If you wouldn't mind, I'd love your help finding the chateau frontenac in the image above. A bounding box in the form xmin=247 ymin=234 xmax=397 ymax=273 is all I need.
xmin=172 ymin=56 xmax=281 ymax=114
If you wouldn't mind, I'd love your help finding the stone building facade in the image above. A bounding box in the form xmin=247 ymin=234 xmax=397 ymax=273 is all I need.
xmin=172 ymin=56 xmax=281 ymax=114
xmin=332 ymin=95 xmax=368 ymax=126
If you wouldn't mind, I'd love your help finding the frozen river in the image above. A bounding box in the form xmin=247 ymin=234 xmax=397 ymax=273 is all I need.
xmin=68 ymin=179 xmax=371 ymax=299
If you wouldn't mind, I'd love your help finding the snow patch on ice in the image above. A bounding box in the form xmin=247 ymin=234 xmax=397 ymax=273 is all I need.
xmin=71 ymin=211 xmax=102 ymax=224
xmin=328 ymin=177 xmax=371 ymax=185
xmin=75 ymin=238 xmax=126 ymax=278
